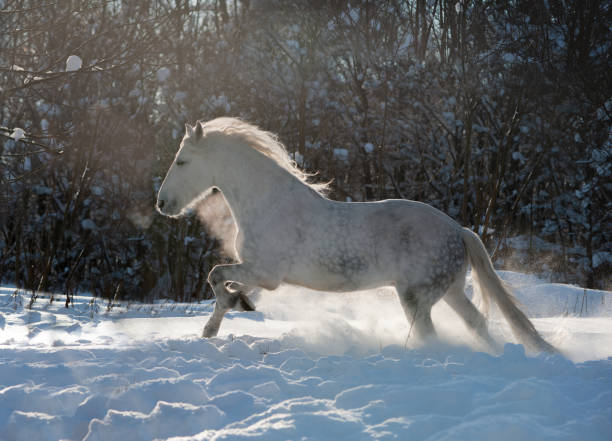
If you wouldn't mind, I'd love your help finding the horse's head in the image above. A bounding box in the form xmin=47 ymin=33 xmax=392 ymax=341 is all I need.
xmin=157 ymin=121 xmax=215 ymax=217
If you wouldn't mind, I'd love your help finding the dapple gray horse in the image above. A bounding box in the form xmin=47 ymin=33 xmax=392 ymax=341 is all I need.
xmin=157 ymin=117 xmax=555 ymax=353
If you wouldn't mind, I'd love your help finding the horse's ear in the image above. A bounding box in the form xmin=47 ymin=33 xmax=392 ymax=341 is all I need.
xmin=185 ymin=123 xmax=194 ymax=137
xmin=194 ymin=121 xmax=203 ymax=139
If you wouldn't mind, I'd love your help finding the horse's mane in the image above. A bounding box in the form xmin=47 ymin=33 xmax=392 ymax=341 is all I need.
xmin=200 ymin=117 xmax=329 ymax=195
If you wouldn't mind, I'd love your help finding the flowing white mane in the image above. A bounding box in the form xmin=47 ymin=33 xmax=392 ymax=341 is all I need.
xmin=200 ymin=117 xmax=329 ymax=195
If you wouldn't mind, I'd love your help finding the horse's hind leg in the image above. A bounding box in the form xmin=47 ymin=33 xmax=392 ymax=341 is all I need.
xmin=443 ymin=277 xmax=498 ymax=351
xmin=397 ymin=286 xmax=438 ymax=343
xmin=202 ymin=302 xmax=228 ymax=338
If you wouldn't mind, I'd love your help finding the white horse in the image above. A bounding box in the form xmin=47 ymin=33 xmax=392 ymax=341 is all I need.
xmin=157 ymin=117 xmax=555 ymax=353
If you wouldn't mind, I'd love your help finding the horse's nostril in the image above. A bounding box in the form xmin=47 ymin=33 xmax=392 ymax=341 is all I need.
xmin=158 ymin=199 xmax=165 ymax=209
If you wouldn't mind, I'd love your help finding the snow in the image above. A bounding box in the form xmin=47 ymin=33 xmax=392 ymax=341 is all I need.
xmin=174 ymin=91 xmax=187 ymax=102
xmin=1 ymin=272 xmax=611 ymax=440
xmin=285 ymin=39 xmax=300 ymax=51
xmin=10 ymin=127 xmax=25 ymax=141
xmin=33 ymin=185 xmax=52 ymax=195
xmin=512 ymin=151 xmax=526 ymax=164
xmin=80 ymin=219 xmax=97 ymax=230
xmin=442 ymin=111 xmax=455 ymax=125
xmin=156 ymin=67 xmax=171 ymax=83
xmin=398 ymin=33 xmax=413 ymax=52
xmin=333 ymin=148 xmax=349 ymax=161
xmin=66 ymin=55 xmax=83 ymax=72
xmin=593 ymin=251 xmax=612 ymax=268
xmin=503 ymin=53 xmax=516 ymax=63
xmin=90 ymin=186 xmax=103 ymax=196
xmin=293 ymin=151 xmax=304 ymax=166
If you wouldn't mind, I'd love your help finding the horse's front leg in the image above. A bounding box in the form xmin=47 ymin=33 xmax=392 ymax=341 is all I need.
xmin=202 ymin=263 xmax=280 ymax=338
xmin=224 ymin=282 xmax=257 ymax=311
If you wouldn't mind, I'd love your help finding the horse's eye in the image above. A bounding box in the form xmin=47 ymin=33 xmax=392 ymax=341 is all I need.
xmin=176 ymin=159 xmax=186 ymax=166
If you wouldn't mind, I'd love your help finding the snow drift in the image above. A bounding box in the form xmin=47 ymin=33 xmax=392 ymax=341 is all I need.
xmin=0 ymin=272 xmax=611 ymax=440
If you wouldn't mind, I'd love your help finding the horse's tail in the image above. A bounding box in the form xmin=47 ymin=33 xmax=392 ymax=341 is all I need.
xmin=460 ymin=228 xmax=557 ymax=353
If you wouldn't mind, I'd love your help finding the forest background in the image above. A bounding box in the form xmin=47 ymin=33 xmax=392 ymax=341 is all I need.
xmin=1 ymin=0 xmax=610 ymax=303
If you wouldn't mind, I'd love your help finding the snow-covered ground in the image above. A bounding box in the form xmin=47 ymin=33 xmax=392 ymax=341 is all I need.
xmin=1 ymin=272 xmax=611 ymax=440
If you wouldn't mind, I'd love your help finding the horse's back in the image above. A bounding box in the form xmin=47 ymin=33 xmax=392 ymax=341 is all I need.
xmin=325 ymin=198 xmax=462 ymax=241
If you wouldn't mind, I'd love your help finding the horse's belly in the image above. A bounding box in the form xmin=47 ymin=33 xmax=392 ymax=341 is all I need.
xmin=283 ymin=254 xmax=391 ymax=292
xmin=284 ymin=272 xmax=389 ymax=292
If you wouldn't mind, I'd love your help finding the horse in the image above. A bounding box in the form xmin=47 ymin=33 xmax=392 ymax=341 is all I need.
xmin=156 ymin=117 xmax=556 ymax=353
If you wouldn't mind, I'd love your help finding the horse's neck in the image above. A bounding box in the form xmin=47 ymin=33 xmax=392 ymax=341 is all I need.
xmin=215 ymin=147 xmax=312 ymax=225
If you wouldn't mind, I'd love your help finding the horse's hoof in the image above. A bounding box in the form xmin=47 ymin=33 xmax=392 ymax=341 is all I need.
xmin=202 ymin=324 xmax=219 ymax=338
